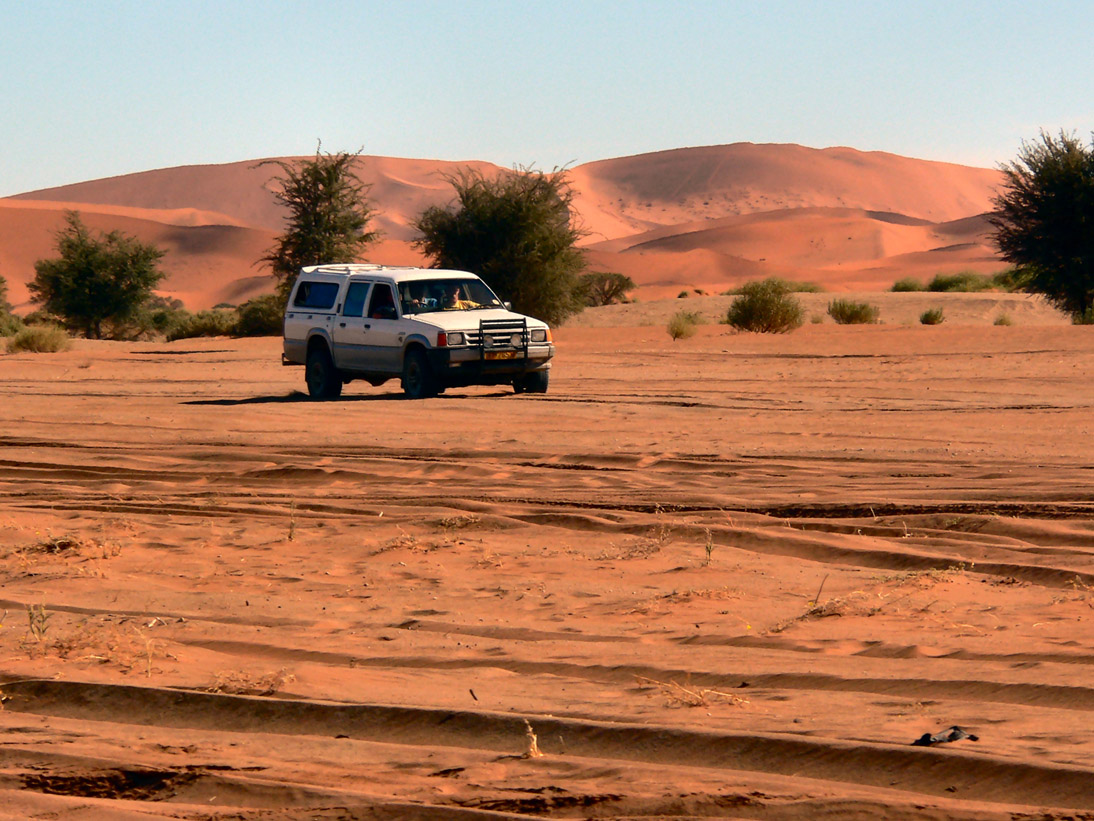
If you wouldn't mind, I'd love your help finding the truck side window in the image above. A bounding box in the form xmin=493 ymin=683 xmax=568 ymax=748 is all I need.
xmin=342 ymin=282 xmax=370 ymax=318
xmin=293 ymin=281 xmax=339 ymax=310
xmin=368 ymin=284 xmax=397 ymax=319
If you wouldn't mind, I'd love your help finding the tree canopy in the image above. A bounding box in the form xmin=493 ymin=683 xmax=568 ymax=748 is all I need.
xmin=413 ymin=167 xmax=588 ymax=325
xmin=29 ymin=212 xmax=166 ymax=339
xmin=989 ymin=131 xmax=1094 ymax=321
xmin=261 ymin=148 xmax=380 ymax=302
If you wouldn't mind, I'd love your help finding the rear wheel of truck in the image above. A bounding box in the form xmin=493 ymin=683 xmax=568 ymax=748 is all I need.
xmin=305 ymin=345 xmax=343 ymax=399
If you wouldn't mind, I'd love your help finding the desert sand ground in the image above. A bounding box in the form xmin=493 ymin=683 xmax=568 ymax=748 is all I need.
xmin=1 ymin=301 xmax=1092 ymax=819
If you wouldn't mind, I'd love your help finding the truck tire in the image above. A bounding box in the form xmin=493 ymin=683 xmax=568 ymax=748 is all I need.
xmin=514 ymin=370 xmax=549 ymax=394
xmin=306 ymin=345 xmax=343 ymax=399
xmin=402 ymin=348 xmax=439 ymax=399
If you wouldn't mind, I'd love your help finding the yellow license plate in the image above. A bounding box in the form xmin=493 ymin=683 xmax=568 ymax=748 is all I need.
xmin=485 ymin=350 xmax=518 ymax=360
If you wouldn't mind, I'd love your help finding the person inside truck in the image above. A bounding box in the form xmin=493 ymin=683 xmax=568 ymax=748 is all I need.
xmin=404 ymin=283 xmax=436 ymax=313
xmin=442 ymin=282 xmax=477 ymax=310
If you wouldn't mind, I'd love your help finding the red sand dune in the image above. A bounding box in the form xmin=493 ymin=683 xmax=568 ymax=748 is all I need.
xmin=2 ymin=143 xmax=1008 ymax=310
xmin=588 ymin=208 xmax=1002 ymax=295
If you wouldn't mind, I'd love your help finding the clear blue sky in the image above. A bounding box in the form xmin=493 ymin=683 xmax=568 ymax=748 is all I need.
xmin=2 ymin=0 xmax=1091 ymax=196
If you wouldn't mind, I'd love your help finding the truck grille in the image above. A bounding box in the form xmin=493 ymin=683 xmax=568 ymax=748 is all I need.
xmin=474 ymin=318 xmax=529 ymax=362
xmin=469 ymin=318 xmax=528 ymax=349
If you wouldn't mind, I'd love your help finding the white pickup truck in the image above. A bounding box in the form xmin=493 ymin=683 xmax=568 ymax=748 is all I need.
xmin=282 ymin=264 xmax=555 ymax=399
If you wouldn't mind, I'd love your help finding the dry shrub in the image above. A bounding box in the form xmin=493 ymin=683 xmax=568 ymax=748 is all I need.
xmin=927 ymin=271 xmax=997 ymax=292
xmin=891 ymin=277 xmax=925 ymax=292
xmin=6 ymin=324 xmax=72 ymax=353
xmin=26 ymin=533 xmax=119 ymax=558
xmin=827 ymin=299 xmax=880 ymax=324
xmin=208 ymin=668 xmax=295 ymax=696
xmin=768 ymin=591 xmax=877 ymax=634
xmin=667 ymin=309 xmax=701 ymax=340
xmin=593 ymin=539 xmax=663 ymax=561
xmin=662 ymin=587 xmax=740 ymax=604
xmin=919 ymin=307 xmax=945 ymax=325
xmin=28 ymin=617 xmax=171 ymax=676
xmin=635 ymin=675 xmax=748 ymax=708
xmin=5 ymin=533 xmax=121 ymax=578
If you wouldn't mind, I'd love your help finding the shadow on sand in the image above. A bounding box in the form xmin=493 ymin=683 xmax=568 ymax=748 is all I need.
xmin=184 ymin=390 xmax=514 ymax=406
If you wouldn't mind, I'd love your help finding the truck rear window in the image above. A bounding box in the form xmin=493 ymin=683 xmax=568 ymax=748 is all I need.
xmin=293 ymin=281 xmax=339 ymax=310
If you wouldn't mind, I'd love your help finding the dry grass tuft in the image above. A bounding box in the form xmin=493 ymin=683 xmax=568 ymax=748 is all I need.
xmin=207 ymin=668 xmax=295 ymax=696
xmin=635 ymin=675 xmax=749 ymax=708
xmin=437 ymin=514 xmax=481 ymax=531
xmin=25 ymin=532 xmax=119 ymax=557
xmin=522 ymin=720 xmax=545 ymax=758
xmin=25 ymin=616 xmax=173 ymax=676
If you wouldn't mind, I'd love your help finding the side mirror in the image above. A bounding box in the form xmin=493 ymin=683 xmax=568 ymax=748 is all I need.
xmin=503 ymin=301 xmax=512 ymax=311
xmin=375 ymin=305 xmax=397 ymax=320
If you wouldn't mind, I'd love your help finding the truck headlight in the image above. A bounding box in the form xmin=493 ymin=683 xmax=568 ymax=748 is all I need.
xmin=530 ymin=328 xmax=548 ymax=343
xmin=447 ymin=332 xmax=465 ymax=346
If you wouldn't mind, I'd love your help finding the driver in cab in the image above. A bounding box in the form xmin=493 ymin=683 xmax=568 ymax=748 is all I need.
xmin=442 ymin=283 xmax=477 ymax=310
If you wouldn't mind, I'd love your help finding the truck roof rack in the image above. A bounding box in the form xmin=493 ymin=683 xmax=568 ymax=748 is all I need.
xmin=301 ymin=263 xmax=416 ymax=275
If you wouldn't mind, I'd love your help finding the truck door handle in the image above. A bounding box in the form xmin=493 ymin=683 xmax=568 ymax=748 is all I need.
xmin=339 ymin=322 xmax=346 ymax=327
xmin=364 ymin=324 xmax=371 ymax=330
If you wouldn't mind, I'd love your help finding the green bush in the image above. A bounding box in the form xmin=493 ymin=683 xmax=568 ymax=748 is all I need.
xmin=677 ymin=290 xmax=690 ymax=299
xmin=725 ymin=278 xmax=821 ymax=295
xmin=827 ymin=299 xmax=880 ymax=324
xmin=234 ymin=294 xmax=284 ymax=337
xmin=0 ymin=311 xmax=24 ymax=337
xmin=1074 ymin=307 xmax=1094 ymax=325
xmin=6 ymin=324 xmax=72 ymax=353
xmin=891 ymin=277 xmax=924 ymax=292
xmin=919 ymin=307 xmax=945 ymax=325
xmin=166 ymin=309 xmax=236 ymax=341
xmin=990 ymin=131 xmax=1094 ymax=320
xmin=994 ymin=312 xmax=1014 ymax=326
xmin=927 ymin=272 xmax=996 ymax=292
xmin=22 ymin=309 xmax=63 ymax=327
xmin=667 ymin=309 xmax=701 ymax=340
xmin=725 ymin=278 xmax=804 ymax=333
xmin=146 ymin=306 xmax=192 ymax=339
xmin=990 ymin=268 xmax=1026 ymax=292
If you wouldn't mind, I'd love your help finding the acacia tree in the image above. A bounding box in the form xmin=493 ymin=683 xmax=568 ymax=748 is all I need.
xmin=579 ymin=271 xmax=635 ymax=307
xmin=262 ymin=148 xmax=380 ymax=302
xmin=30 ymin=212 xmax=166 ymax=339
xmin=0 ymin=273 xmax=20 ymax=336
xmin=413 ymin=167 xmax=588 ymax=325
xmin=989 ymin=131 xmax=1094 ymax=321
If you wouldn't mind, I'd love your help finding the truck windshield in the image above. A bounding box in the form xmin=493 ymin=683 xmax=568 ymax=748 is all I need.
xmin=399 ymin=278 xmax=504 ymax=314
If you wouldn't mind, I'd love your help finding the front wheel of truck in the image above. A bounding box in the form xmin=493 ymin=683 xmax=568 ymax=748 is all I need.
xmin=402 ymin=348 xmax=439 ymax=399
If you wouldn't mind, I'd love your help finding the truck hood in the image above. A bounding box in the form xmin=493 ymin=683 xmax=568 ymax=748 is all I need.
xmin=407 ymin=309 xmax=549 ymax=332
